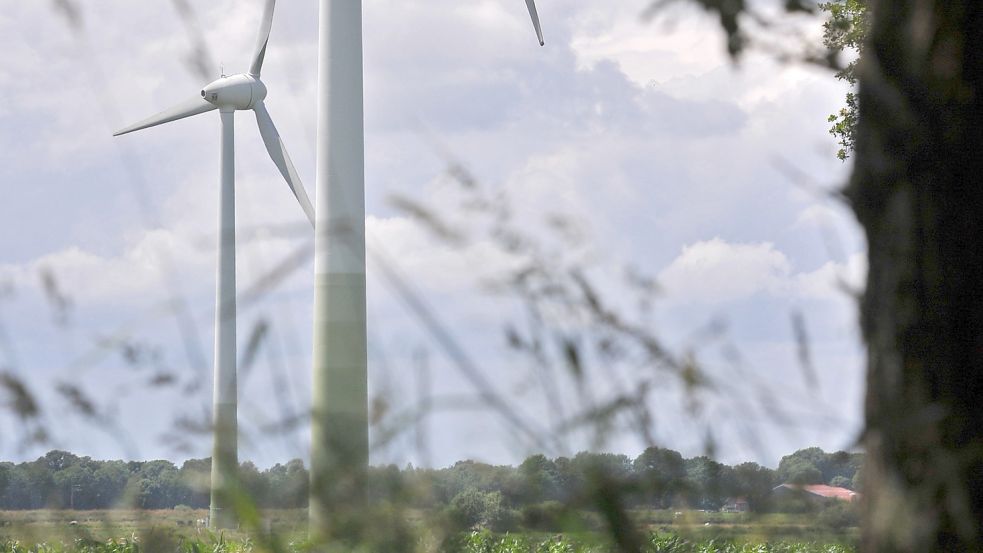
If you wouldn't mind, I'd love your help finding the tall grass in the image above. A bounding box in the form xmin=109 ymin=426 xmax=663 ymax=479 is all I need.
xmin=0 ymin=533 xmax=855 ymax=553
xmin=449 ymin=531 xmax=855 ymax=553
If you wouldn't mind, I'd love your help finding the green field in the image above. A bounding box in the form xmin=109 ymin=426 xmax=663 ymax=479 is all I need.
xmin=0 ymin=509 xmax=303 ymax=548
xmin=0 ymin=509 xmax=857 ymax=553
xmin=629 ymin=510 xmax=858 ymax=543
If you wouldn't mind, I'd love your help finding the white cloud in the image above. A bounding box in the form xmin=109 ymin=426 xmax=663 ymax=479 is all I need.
xmin=569 ymin=3 xmax=731 ymax=87
xmin=793 ymin=203 xmax=840 ymax=229
xmin=367 ymin=215 xmax=522 ymax=297
xmin=795 ymin=252 xmax=866 ymax=300
xmin=657 ymin=237 xmax=865 ymax=305
xmin=658 ymin=238 xmax=791 ymax=302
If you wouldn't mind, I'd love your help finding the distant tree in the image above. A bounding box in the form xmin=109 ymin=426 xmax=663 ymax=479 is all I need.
xmin=633 ymin=447 xmax=686 ymax=508
xmin=779 ymin=447 xmax=826 ymax=469
xmin=0 ymin=446 xmax=864 ymax=515
xmin=448 ymin=489 xmax=506 ymax=530
xmin=53 ymin=463 xmax=93 ymax=509
xmin=0 ymin=462 xmax=9 ymax=501
xmin=128 ymin=460 xmax=180 ymax=509
xmin=92 ymin=461 xmax=129 ymax=508
xmin=731 ymin=462 xmax=777 ymax=512
xmin=40 ymin=450 xmax=80 ymax=473
xmin=785 ymin=462 xmax=823 ymax=485
xmin=433 ymin=460 xmax=514 ymax=506
xmin=23 ymin=459 xmax=54 ymax=508
xmin=777 ymin=448 xmax=827 ymax=484
xmin=851 ymin=465 xmax=863 ymax=492
xmin=829 ymin=475 xmax=853 ymax=489
xmin=368 ymin=463 xmax=406 ymax=503
xmin=516 ymin=454 xmax=559 ymax=504
xmin=776 ymin=448 xmax=862 ymax=487
xmin=568 ymin=452 xmax=634 ymax=505
xmin=265 ymin=459 xmax=308 ymax=508
xmin=239 ymin=461 xmax=268 ymax=507
xmin=822 ymin=450 xmax=863 ymax=484
xmin=177 ymin=458 xmax=210 ymax=508
xmin=683 ymin=456 xmax=732 ymax=510
xmin=552 ymin=457 xmax=576 ymax=501
xmin=574 ymin=453 xmax=633 ymax=480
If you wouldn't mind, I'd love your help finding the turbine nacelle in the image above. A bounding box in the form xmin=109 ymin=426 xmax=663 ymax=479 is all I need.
xmin=114 ymin=0 xmax=314 ymax=227
xmin=201 ymin=74 xmax=267 ymax=110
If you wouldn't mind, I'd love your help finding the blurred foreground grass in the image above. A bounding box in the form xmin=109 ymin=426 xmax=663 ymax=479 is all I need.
xmin=0 ymin=510 xmax=856 ymax=552
xmin=0 ymin=533 xmax=856 ymax=553
xmin=455 ymin=532 xmax=855 ymax=553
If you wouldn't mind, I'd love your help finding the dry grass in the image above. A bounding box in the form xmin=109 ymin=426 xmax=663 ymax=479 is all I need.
xmin=0 ymin=509 xmax=307 ymax=543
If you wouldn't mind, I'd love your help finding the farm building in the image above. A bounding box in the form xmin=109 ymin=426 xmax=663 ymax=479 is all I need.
xmin=771 ymin=483 xmax=859 ymax=504
xmin=721 ymin=497 xmax=749 ymax=512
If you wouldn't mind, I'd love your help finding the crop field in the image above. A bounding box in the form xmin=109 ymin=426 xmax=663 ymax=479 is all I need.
xmin=0 ymin=509 xmax=304 ymax=545
xmin=632 ymin=514 xmax=856 ymax=546
xmin=454 ymin=532 xmax=855 ymax=553
xmin=0 ymin=510 xmax=856 ymax=553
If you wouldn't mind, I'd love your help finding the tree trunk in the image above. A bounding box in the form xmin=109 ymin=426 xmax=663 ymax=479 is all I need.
xmin=849 ymin=1 xmax=983 ymax=550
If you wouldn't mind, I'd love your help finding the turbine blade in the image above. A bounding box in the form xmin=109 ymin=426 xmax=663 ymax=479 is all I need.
xmin=113 ymin=96 xmax=217 ymax=137
xmin=249 ymin=0 xmax=277 ymax=77
xmin=525 ymin=0 xmax=545 ymax=46
xmin=253 ymin=102 xmax=315 ymax=227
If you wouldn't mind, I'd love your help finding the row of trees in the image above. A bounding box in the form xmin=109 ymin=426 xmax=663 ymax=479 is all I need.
xmin=0 ymin=451 xmax=307 ymax=510
xmin=0 ymin=447 xmax=860 ymax=512
xmin=383 ymin=446 xmax=861 ymax=513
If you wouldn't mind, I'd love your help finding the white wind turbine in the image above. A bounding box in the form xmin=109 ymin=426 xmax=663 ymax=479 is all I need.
xmin=114 ymin=0 xmax=313 ymax=529
xmin=309 ymin=0 xmax=545 ymax=539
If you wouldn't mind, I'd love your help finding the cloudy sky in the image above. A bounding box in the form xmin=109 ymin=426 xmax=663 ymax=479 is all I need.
xmin=0 ymin=0 xmax=865 ymax=470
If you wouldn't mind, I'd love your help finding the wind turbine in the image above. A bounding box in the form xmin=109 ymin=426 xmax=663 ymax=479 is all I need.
xmin=114 ymin=0 xmax=314 ymax=529
xmin=309 ymin=0 xmax=545 ymax=540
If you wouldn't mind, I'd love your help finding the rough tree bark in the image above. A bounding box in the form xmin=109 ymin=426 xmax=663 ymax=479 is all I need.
xmin=848 ymin=1 xmax=983 ymax=551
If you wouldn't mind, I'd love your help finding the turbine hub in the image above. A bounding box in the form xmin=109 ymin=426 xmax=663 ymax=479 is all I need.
xmin=201 ymin=74 xmax=267 ymax=110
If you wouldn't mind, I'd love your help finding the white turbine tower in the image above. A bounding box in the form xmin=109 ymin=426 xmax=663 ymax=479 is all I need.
xmin=114 ymin=0 xmax=314 ymax=530
xmin=310 ymin=0 xmax=545 ymax=540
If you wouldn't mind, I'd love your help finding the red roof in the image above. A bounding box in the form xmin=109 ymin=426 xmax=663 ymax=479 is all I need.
xmin=778 ymin=484 xmax=859 ymax=501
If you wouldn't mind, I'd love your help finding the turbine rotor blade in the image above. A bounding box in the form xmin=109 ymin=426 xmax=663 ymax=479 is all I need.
xmin=525 ymin=0 xmax=545 ymax=46
xmin=249 ymin=0 xmax=277 ymax=77
xmin=253 ymin=102 xmax=315 ymax=227
xmin=114 ymin=96 xmax=217 ymax=137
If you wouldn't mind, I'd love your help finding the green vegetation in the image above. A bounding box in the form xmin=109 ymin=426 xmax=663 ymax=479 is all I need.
xmin=0 ymin=531 xmax=856 ymax=553
xmin=0 ymin=448 xmax=861 ymax=516
xmin=0 ymin=448 xmax=860 ymax=550
xmin=775 ymin=449 xmax=862 ymax=488
xmin=0 ymin=453 xmax=307 ymax=511
xmin=0 ymin=509 xmax=305 ymax=544
xmin=819 ymin=0 xmax=869 ymax=160
xmin=0 ymin=506 xmax=859 ymax=543
xmin=452 ymin=531 xmax=855 ymax=553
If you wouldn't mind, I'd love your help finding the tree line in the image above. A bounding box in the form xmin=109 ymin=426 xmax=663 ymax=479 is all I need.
xmin=0 ymin=451 xmax=308 ymax=511
xmin=0 ymin=447 xmax=861 ymax=513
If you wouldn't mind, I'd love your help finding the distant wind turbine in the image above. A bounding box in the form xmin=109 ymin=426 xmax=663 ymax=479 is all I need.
xmin=114 ymin=0 xmax=313 ymax=529
xmin=309 ymin=0 xmax=545 ymax=539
